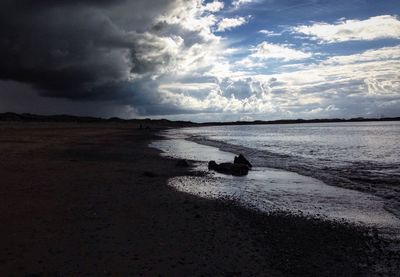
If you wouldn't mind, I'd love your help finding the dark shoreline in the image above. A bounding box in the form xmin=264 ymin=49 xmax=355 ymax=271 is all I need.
xmin=1 ymin=112 xmax=399 ymax=126
xmin=0 ymin=121 xmax=398 ymax=276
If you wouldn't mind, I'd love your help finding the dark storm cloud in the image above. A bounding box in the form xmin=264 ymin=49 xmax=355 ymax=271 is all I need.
xmin=0 ymin=0 xmax=176 ymax=104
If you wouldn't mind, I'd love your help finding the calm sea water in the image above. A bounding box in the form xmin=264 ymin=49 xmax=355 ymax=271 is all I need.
xmin=151 ymin=121 xmax=400 ymax=231
xmin=172 ymin=121 xmax=400 ymax=188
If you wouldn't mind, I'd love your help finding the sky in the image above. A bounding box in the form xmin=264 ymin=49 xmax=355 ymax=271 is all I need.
xmin=0 ymin=0 xmax=399 ymax=122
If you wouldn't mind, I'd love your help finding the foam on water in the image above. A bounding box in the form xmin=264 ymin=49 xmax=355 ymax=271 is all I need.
xmin=150 ymin=138 xmax=400 ymax=232
xmin=162 ymin=122 xmax=400 ymax=221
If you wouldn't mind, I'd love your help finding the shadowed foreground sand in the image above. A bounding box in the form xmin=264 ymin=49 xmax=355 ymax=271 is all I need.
xmin=0 ymin=122 xmax=398 ymax=276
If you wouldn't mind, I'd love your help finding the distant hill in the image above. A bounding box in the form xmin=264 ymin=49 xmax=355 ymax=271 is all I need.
xmin=0 ymin=112 xmax=196 ymax=127
xmin=0 ymin=112 xmax=105 ymax=123
xmin=200 ymin=117 xmax=400 ymax=126
xmin=0 ymin=112 xmax=399 ymax=126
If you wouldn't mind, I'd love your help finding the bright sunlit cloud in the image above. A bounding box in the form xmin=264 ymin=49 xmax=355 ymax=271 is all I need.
xmin=251 ymin=42 xmax=312 ymax=61
xmin=216 ymin=16 xmax=248 ymax=32
xmin=259 ymin=29 xmax=282 ymax=36
xmin=232 ymin=0 xmax=256 ymax=9
xmin=293 ymin=15 xmax=400 ymax=43
xmin=203 ymin=0 xmax=224 ymax=12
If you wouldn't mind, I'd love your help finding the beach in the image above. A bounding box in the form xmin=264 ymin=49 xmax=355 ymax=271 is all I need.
xmin=0 ymin=121 xmax=398 ymax=276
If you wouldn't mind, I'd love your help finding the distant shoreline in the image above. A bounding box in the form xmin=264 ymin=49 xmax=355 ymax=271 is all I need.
xmin=1 ymin=112 xmax=399 ymax=126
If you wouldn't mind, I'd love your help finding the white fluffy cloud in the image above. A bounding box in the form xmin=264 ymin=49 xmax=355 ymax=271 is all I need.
xmin=216 ymin=17 xmax=248 ymax=32
xmin=101 ymin=8 xmax=400 ymax=119
xmin=203 ymin=1 xmax=224 ymax=12
xmin=259 ymin=29 xmax=281 ymax=36
xmin=232 ymin=0 xmax=256 ymax=8
xmin=268 ymin=46 xmax=400 ymax=98
xmin=252 ymin=42 xmax=312 ymax=61
xmin=158 ymin=45 xmax=400 ymax=119
xmin=236 ymin=42 xmax=312 ymax=68
xmin=148 ymin=7 xmax=400 ymax=119
xmin=293 ymin=15 xmax=400 ymax=43
xmin=321 ymin=45 xmax=400 ymax=65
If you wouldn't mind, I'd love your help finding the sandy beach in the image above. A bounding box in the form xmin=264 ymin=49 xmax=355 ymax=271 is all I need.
xmin=0 ymin=121 xmax=398 ymax=276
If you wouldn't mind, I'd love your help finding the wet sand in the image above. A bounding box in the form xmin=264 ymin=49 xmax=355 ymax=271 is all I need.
xmin=0 ymin=122 xmax=398 ymax=276
xmin=151 ymin=138 xmax=400 ymax=228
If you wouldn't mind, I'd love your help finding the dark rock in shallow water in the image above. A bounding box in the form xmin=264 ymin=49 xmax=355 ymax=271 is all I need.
xmin=208 ymin=160 xmax=249 ymax=176
xmin=208 ymin=154 xmax=252 ymax=176
xmin=231 ymin=163 xmax=250 ymax=176
xmin=208 ymin=160 xmax=218 ymax=170
xmin=176 ymin=159 xmax=190 ymax=167
xmin=234 ymin=154 xmax=252 ymax=168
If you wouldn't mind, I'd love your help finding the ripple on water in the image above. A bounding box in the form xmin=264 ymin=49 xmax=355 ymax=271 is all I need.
xmin=150 ymin=138 xmax=400 ymax=232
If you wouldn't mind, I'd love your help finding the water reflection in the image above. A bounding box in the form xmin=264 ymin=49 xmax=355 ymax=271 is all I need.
xmin=151 ymin=138 xmax=400 ymax=230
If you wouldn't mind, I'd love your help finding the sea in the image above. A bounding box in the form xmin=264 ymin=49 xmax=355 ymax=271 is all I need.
xmin=150 ymin=121 xmax=400 ymax=234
